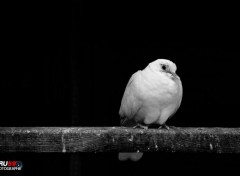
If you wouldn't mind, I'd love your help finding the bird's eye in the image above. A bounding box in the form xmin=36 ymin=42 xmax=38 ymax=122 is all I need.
xmin=161 ymin=65 xmax=166 ymax=70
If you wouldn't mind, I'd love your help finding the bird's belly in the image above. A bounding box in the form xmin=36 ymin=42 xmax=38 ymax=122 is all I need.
xmin=135 ymin=75 xmax=182 ymax=125
xmin=135 ymin=91 xmax=180 ymax=125
xmin=135 ymin=97 xmax=164 ymax=124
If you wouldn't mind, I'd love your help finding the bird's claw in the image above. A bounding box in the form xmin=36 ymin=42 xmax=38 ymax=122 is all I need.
xmin=158 ymin=124 xmax=170 ymax=130
xmin=133 ymin=124 xmax=148 ymax=130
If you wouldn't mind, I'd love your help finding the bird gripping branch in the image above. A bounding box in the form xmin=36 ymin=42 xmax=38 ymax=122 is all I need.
xmin=119 ymin=59 xmax=183 ymax=161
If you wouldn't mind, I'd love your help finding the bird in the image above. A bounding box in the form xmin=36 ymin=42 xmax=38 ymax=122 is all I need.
xmin=118 ymin=59 xmax=183 ymax=161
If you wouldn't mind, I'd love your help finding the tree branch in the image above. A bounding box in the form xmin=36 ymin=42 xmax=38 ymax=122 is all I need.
xmin=0 ymin=127 xmax=240 ymax=153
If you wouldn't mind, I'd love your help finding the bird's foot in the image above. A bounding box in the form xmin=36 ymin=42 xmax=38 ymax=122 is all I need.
xmin=158 ymin=124 xmax=170 ymax=130
xmin=133 ymin=124 xmax=148 ymax=130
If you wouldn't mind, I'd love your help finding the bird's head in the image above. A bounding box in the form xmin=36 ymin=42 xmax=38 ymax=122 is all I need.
xmin=148 ymin=59 xmax=178 ymax=78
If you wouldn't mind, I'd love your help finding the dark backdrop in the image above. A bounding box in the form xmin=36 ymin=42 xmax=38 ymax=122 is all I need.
xmin=1 ymin=1 xmax=240 ymax=176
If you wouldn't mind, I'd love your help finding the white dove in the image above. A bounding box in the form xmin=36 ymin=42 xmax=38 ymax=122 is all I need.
xmin=118 ymin=59 xmax=183 ymax=161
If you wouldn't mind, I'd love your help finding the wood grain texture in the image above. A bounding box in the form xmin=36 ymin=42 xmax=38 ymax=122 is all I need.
xmin=0 ymin=127 xmax=240 ymax=153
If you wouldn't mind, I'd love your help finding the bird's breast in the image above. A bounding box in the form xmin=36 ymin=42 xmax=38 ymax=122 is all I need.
xmin=133 ymin=70 xmax=182 ymax=125
xmin=140 ymin=73 xmax=180 ymax=100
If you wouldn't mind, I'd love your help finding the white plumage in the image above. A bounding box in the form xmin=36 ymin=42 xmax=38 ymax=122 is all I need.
xmin=119 ymin=59 xmax=183 ymax=161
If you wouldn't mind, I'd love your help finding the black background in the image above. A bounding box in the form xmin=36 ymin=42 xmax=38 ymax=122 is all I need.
xmin=1 ymin=1 xmax=240 ymax=176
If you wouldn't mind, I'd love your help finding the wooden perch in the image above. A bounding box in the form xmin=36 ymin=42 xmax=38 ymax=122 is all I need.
xmin=0 ymin=127 xmax=240 ymax=153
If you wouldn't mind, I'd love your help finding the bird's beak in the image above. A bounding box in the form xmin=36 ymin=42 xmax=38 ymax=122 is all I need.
xmin=171 ymin=72 xmax=177 ymax=77
xmin=169 ymin=72 xmax=178 ymax=79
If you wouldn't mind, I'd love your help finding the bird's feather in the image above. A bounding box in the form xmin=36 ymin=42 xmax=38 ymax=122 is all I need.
xmin=167 ymin=77 xmax=183 ymax=120
xmin=119 ymin=71 xmax=143 ymax=126
xmin=118 ymin=59 xmax=183 ymax=161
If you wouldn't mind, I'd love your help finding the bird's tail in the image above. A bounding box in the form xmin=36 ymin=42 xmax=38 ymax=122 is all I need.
xmin=118 ymin=152 xmax=143 ymax=161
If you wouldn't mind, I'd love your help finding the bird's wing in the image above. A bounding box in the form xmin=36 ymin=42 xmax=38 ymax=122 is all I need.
xmin=119 ymin=71 xmax=142 ymax=126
